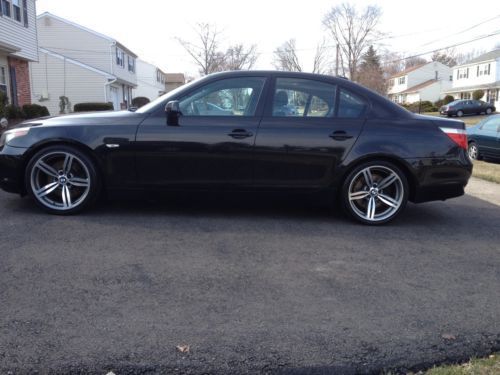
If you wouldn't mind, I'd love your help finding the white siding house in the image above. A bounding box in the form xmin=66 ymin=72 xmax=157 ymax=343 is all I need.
xmin=388 ymin=61 xmax=452 ymax=104
xmin=31 ymin=12 xmax=138 ymax=113
xmin=134 ymin=59 xmax=167 ymax=101
xmin=444 ymin=49 xmax=500 ymax=108
xmin=0 ymin=0 xmax=37 ymax=107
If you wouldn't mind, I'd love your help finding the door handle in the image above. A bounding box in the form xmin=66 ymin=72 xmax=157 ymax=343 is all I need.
xmin=329 ymin=131 xmax=353 ymax=141
xmin=228 ymin=129 xmax=253 ymax=139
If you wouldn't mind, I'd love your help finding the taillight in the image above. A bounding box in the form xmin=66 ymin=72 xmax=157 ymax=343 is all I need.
xmin=439 ymin=127 xmax=467 ymax=150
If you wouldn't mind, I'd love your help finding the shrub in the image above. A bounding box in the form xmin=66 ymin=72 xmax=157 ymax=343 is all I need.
xmin=74 ymin=102 xmax=114 ymax=112
xmin=443 ymin=95 xmax=454 ymax=105
xmin=132 ymin=97 xmax=150 ymax=108
xmin=0 ymin=91 xmax=8 ymax=117
xmin=4 ymin=105 xmax=23 ymax=119
xmin=398 ymin=101 xmax=437 ymax=113
xmin=22 ymin=104 xmax=50 ymax=119
xmin=472 ymin=89 xmax=485 ymax=101
xmin=434 ymin=99 xmax=444 ymax=108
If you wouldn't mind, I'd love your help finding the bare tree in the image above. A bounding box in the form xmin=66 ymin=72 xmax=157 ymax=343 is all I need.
xmin=380 ymin=50 xmax=405 ymax=77
xmin=176 ymin=23 xmax=225 ymax=75
xmin=455 ymin=48 xmax=486 ymax=65
xmin=323 ymin=3 xmax=383 ymax=81
xmin=273 ymin=39 xmax=303 ymax=72
xmin=404 ymin=56 xmax=427 ymax=69
xmin=312 ymin=40 xmax=330 ymax=74
xmin=431 ymin=48 xmax=458 ymax=67
xmin=222 ymin=44 xmax=258 ymax=71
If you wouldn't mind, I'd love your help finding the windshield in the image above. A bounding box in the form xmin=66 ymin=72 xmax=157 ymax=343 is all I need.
xmin=135 ymin=77 xmax=203 ymax=114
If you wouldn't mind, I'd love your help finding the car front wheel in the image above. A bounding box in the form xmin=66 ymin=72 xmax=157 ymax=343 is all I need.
xmin=341 ymin=161 xmax=409 ymax=225
xmin=468 ymin=142 xmax=480 ymax=160
xmin=26 ymin=145 xmax=100 ymax=214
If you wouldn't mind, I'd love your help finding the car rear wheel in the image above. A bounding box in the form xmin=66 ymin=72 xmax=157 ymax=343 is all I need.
xmin=26 ymin=145 xmax=100 ymax=214
xmin=468 ymin=142 xmax=480 ymax=160
xmin=341 ymin=161 xmax=409 ymax=225
xmin=456 ymin=110 xmax=464 ymax=117
xmin=486 ymin=108 xmax=492 ymax=115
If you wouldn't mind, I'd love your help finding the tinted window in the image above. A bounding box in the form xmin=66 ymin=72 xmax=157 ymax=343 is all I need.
xmin=272 ymin=78 xmax=336 ymax=118
xmin=179 ymin=77 xmax=265 ymax=117
xmin=481 ymin=117 xmax=500 ymax=132
xmin=338 ymin=89 xmax=367 ymax=118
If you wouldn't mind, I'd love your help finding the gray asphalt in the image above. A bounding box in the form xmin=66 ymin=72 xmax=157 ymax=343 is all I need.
xmin=0 ymin=189 xmax=499 ymax=374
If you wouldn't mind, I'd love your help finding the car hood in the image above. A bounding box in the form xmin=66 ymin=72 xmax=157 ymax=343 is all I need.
xmin=17 ymin=110 xmax=147 ymax=128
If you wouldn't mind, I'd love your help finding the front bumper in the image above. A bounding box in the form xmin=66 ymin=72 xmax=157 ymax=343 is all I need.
xmin=0 ymin=145 xmax=28 ymax=194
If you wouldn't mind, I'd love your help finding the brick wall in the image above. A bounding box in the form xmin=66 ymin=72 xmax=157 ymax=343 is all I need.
xmin=7 ymin=57 xmax=31 ymax=107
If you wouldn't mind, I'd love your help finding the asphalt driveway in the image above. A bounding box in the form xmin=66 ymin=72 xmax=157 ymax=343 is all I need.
xmin=0 ymin=187 xmax=499 ymax=374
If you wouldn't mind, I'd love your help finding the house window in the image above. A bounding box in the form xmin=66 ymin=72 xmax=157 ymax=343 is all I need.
xmin=22 ymin=0 xmax=27 ymax=26
xmin=398 ymin=76 xmax=405 ymax=85
xmin=457 ymin=68 xmax=469 ymax=80
xmin=1 ymin=0 xmax=11 ymax=17
xmin=127 ymin=56 xmax=135 ymax=73
xmin=12 ymin=0 xmax=20 ymax=21
xmin=0 ymin=66 xmax=7 ymax=94
xmin=116 ymin=48 xmax=124 ymax=68
xmin=477 ymin=63 xmax=491 ymax=76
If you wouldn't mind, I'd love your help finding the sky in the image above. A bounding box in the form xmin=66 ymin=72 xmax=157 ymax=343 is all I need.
xmin=35 ymin=0 xmax=500 ymax=77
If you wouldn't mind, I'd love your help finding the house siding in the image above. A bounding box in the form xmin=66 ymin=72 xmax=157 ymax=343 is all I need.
xmin=134 ymin=60 xmax=166 ymax=101
xmin=0 ymin=0 xmax=38 ymax=61
xmin=30 ymin=50 xmax=109 ymax=115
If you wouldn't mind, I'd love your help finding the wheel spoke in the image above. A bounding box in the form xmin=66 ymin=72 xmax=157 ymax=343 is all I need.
xmin=366 ymin=197 xmax=376 ymax=220
xmin=378 ymin=173 xmax=398 ymax=190
xmin=68 ymin=177 xmax=89 ymax=187
xmin=362 ymin=168 xmax=373 ymax=186
xmin=378 ymin=194 xmax=399 ymax=208
xmin=349 ymin=190 xmax=370 ymax=201
xmin=61 ymin=185 xmax=72 ymax=208
xmin=36 ymin=161 xmax=58 ymax=178
xmin=36 ymin=181 xmax=59 ymax=198
xmin=63 ymin=154 xmax=74 ymax=174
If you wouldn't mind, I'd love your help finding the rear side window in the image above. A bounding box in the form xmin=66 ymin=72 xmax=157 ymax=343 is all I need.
xmin=481 ymin=117 xmax=500 ymax=132
xmin=272 ymin=78 xmax=336 ymax=118
xmin=338 ymin=89 xmax=367 ymax=118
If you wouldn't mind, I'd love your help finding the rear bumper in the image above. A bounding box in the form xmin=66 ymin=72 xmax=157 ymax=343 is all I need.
xmin=0 ymin=145 xmax=27 ymax=195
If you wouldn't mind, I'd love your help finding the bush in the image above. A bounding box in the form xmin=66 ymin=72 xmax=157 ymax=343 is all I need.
xmin=398 ymin=101 xmax=438 ymax=113
xmin=4 ymin=105 xmax=23 ymax=120
xmin=74 ymin=102 xmax=114 ymax=112
xmin=0 ymin=91 xmax=8 ymax=117
xmin=473 ymin=89 xmax=485 ymax=101
xmin=22 ymin=104 xmax=50 ymax=119
xmin=443 ymin=95 xmax=454 ymax=105
xmin=434 ymin=99 xmax=444 ymax=108
xmin=132 ymin=97 xmax=150 ymax=108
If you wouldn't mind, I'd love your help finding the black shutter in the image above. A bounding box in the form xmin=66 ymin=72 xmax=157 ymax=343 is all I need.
xmin=22 ymin=0 xmax=28 ymax=27
xmin=0 ymin=0 xmax=3 ymax=17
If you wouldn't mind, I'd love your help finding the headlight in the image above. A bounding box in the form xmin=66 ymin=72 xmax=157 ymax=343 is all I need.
xmin=0 ymin=127 xmax=30 ymax=148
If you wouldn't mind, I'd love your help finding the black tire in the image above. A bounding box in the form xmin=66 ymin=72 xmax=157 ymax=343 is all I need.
xmin=341 ymin=160 xmax=409 ymax=225
xmin=468 ymin=142 xmax=480 ymax=160
xmin=456 ymin=110 xmax=464 ymax=117
xmin=25 ymin=145 xmax=101 ymax=214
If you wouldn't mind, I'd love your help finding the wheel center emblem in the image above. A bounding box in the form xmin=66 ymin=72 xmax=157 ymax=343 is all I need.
xmin=370 ymin=187 xmax=379 ymax=197
xmin=59 ymin=176 xmax=67 ymax=185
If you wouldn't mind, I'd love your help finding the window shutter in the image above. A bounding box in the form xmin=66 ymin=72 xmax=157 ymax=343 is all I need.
xmin=22 ymin=0 xmax=28 ymax=27
xmin=477 ymin=66 xmax=479 ymax=76
xmin=0 ymin=1 xmax=3 ymax=17
xmin=487 ymin=64 xmax=491 ymax=75
xmin=466 ymin=68 xmax=469 ymax=78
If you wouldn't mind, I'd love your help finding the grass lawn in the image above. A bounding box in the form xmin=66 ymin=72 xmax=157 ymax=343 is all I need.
xmin=419 ymin=353 xmax=500 ymax=375
xmin=472 ymin=160 xmax=500 ymax=184
xmin=423 ymin=112 xmax=487 ymax=127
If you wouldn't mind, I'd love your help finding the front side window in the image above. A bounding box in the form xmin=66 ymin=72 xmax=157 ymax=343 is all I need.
xmin=481 ymin=117 xmax=500 ymax=132
xmin=179 ymin=77 xmax=265 ymax=117
xmin=272 ymin=78 xmax=336 ymax=118
xmin=338 ymin=89 xmax=367 ymax=118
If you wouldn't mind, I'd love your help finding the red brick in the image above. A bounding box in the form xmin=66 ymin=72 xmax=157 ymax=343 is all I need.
xmin=7 ymin=57 xmax=31 ymax=107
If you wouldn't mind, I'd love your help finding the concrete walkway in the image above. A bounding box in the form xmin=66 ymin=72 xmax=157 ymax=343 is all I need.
xmin=465 ymin=177 xmax=500 ymax=206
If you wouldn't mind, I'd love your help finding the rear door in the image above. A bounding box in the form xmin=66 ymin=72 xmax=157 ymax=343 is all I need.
xmin=253 ymin=76 xmax=366 ymax=190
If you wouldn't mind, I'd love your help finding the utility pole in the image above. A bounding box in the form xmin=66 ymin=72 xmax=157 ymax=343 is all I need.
xmin=335 ymin=44 xmax=339 ymax=76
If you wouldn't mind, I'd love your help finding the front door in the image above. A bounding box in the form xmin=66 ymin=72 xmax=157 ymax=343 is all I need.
xmin=135 ymin=76 xmax=268 ymax=188
xmin=254 ymin=76 xmax=365 ymax=189
xmin=476 ymin=117 xmax=500 ymax=158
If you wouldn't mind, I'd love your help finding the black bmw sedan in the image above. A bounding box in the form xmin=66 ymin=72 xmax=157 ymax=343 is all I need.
xmin=0 ymin=71 xmax=472 ymax=224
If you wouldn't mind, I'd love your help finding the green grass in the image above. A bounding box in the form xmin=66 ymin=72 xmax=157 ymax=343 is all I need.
xmin=421 ymin=354 xmax=500 ymax=375
xmin=472 ymin=160 xmax=500 ymax=184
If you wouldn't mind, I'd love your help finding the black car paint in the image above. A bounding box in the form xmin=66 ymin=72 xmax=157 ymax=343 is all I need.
xmin=0 ymin=71 xmax=472 ymax=204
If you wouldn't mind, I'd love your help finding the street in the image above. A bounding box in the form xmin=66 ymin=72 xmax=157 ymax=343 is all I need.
xmin=0 ymin=188 xmax=499 ymax=374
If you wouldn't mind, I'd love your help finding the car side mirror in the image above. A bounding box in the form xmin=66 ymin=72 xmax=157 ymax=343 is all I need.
xmin=165 ymin=100 xmax=181 ymax=126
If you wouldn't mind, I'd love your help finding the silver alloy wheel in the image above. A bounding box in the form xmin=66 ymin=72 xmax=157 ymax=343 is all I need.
xmin=486 ymin=108 xmax=492 ymax=115
xmin=30 ymin=151 xmax=91 ymax=211
xmin=468 ymin=143 xmax=478 ymax=160
xmin=348 ymin=165 xmax=404 ymax=223
xmin=457 ymin=110 xmax=464 ymax=117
